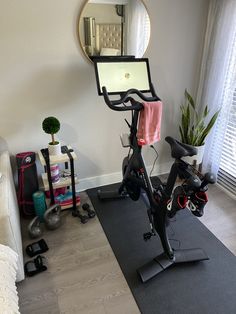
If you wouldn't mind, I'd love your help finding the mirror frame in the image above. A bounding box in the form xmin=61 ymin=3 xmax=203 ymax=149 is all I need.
xmin=77 ymin=0 xmax=151 ymax=63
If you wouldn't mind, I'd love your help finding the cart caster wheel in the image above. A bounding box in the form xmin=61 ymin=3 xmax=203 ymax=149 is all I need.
xmin=72 ymin=211 xmax=78 ymax=217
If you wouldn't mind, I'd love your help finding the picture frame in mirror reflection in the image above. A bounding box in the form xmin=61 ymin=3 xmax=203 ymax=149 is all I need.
xmin=78 ymin=0 xmax=151 ymax=62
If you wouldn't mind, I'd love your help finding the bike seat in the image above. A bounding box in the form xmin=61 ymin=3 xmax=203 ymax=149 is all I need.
xmin=165 ymin=136 xmax=197 ymax=159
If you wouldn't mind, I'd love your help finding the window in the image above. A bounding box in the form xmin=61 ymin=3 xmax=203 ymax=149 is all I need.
xmin=218 ymin=87 xmax=236 ymax=195
xmin=199 ymin=1 xmax=236 ymax=199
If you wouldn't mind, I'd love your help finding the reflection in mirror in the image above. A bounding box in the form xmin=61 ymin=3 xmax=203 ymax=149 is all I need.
xmin=78 ymin=0 xmax=150 ymax=61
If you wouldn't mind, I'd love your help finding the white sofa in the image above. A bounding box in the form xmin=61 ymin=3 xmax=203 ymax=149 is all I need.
xmin=0 ymin=151 xmax=24 ymax=282
xmin=0 ymin=244 xmax=20 ymax=313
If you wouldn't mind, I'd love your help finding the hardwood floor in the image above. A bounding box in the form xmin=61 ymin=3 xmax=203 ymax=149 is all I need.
xmin=17 ymin=192 xmax=139 ymax=314
xmin=200 ymin=184 xmax=236 ymax=255
xmin=17 ymin=184 xmax=236 ymax=314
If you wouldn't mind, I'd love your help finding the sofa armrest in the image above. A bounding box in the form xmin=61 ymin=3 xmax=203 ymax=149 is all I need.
xmin=0 ymin=151 xmax=24 ymax=281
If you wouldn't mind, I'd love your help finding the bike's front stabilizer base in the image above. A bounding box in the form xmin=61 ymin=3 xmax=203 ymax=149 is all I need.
xmin=137 ymin=248 xmax=209 ymax=283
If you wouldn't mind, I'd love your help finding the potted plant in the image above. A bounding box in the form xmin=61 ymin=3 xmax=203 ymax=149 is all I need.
xmin=42 ymin=116 xmax=61 ymax=156
xmin=179 ymin=89 xmax=220 ymax=165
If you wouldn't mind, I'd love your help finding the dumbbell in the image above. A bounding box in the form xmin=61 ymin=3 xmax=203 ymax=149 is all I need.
xmin=82 ymin=203 xmax=96 ymax=218
xmin=72 ymin=209 xmax=89 ymax=224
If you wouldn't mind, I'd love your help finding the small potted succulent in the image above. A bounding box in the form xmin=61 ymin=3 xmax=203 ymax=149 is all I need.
xmin=179 ymin=89 xmax=220 ymax=165
xmin=42 ymin=116 xmax=61 ymax=156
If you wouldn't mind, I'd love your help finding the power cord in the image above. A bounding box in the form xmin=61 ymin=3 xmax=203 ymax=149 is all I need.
xmin=150 ymin=145 xmax=159 ymax=177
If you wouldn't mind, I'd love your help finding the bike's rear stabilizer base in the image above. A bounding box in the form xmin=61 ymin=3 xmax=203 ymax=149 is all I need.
xmin=137 ymin=248 xmax=209 ymax=283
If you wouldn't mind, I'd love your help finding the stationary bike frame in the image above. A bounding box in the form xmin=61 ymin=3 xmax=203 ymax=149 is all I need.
xmin=99 ymin=86 xmax=210 ymax=282
xmin=118 ymin=100 xmax=204 ymax=260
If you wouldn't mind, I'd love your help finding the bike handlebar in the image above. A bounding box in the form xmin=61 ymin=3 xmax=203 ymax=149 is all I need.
xmin=102 ymin=82 xmax=160 ymax=112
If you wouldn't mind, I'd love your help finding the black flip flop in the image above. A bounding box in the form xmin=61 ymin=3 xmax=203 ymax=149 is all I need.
xmin=24 ymin=255 xmax=47 ymax=277
xmin=26 ymin=239 xmax=49 ymax=257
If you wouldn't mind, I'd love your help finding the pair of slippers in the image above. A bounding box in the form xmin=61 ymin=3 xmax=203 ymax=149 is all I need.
xmin=24 ymin=239 xmax=49 ymax=277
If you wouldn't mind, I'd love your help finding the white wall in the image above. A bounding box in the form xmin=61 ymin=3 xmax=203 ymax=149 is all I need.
xmin=0 ymin=0 xmax=209 ymax=190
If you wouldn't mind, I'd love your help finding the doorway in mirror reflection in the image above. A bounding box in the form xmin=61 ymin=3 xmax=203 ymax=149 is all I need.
xmin=78 ymin=0 xmax=150 ymax=61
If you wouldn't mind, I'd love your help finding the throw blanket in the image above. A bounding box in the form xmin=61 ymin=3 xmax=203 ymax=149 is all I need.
xmin=137 ymin=101 xmax=163 ymax=145
xmin=0 ymin=244 xmax=20 ymax=314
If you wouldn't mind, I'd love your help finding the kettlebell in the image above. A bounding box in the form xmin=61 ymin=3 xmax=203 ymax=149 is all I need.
xmin=44 ymin=204 xmax=61 ymax=230
xmin=28 ymin=216 xmax=42 ymax=239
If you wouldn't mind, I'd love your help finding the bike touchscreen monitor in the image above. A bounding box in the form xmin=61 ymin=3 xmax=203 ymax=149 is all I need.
xmin=94 ymin=57 xmax=152 ymax=96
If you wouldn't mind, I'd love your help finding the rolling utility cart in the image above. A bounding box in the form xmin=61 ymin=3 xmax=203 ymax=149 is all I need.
xmin=38 ymin=146 xmax=89 ymax=223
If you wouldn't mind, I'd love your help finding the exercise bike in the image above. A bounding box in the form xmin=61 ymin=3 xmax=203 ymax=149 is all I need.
xmin=94 ymin=57 xmax=216 ymax=282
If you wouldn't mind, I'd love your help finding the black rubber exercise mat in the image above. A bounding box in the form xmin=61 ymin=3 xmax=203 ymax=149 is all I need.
xmin=87 ymin=183 xmax=236 ymax=314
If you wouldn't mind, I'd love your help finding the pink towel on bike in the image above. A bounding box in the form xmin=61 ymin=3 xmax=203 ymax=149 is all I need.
xmin=137 ymin=101 xmax=163 ymax=145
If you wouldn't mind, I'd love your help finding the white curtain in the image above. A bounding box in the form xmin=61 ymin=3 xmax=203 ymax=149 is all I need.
xmin=127 ymin=0 xmax=150 ymax=57
xmin=197 ymin=0 xmax=236 ymax=175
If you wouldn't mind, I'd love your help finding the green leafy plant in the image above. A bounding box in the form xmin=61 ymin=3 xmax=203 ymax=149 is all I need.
xmin=179 ymin=90 xmax=220 ymax=146
xmin=42 ymin=117 xmax=60 ymax=145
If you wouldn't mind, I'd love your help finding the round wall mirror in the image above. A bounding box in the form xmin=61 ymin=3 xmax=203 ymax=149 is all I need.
xmin=78 ymin=0 xmax=151 ymax=62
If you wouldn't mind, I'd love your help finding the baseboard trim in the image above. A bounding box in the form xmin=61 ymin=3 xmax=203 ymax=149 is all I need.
xmin=77 ymin=171 xmax=122 ymax=192
xmin=216 ymin=182 xmax=236 ymax=200
xmin=77 ymin=162 xmax=172 ymax=191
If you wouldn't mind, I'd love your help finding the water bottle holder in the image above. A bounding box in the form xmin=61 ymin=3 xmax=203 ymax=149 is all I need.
xmin=120 ymin=133 xmax=131 ymax=148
